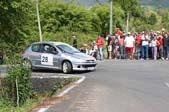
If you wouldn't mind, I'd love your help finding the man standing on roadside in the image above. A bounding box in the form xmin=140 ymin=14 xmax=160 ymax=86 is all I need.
xmin=72 ymin=32 xmax=77 ymax=48
xmin=0 ymin=49 xmax=3 ymax=64
xmin=96 ymin=34 xmax=104 ymax=61
xmin=141 ymin=32 xmax=149 ymax=60
xmin=124 ymin=32 xmax=135 ymax=60
xmin=163 ymin=33 xmax=169 ymax=60
xmin=105 ymin=32 xmax=111 ymax=59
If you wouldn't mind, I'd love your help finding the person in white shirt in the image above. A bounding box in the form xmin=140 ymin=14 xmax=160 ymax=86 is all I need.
xmin=124 ymin=32 xmax=135 ymax=60
xmin=141 ymin=32 xmax=150 ymax=60
xmin=151 ymin=36 xmax=157 ymax=60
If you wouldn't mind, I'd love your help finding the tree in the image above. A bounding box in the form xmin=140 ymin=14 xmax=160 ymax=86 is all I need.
xmin=0 ymin=0 xmax=36 ymax=58
xmin=148 ymin=13 xmax=157 ymax=25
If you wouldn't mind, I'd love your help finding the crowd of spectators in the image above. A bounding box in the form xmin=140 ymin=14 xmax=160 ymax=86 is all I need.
xmin=80 ymin=28 xmax=169 ymax=61
xmin=104 ymin=28 xmax=169 ymax=60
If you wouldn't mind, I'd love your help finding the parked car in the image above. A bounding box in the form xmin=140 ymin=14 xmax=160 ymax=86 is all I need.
xmin=23 ymin=41 xmax=97 ymax=73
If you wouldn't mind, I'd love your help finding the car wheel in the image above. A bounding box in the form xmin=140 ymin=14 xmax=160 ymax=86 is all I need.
xmin=62 ymin=61 xmax=72 ymax=74
xmin=23 ymin=59 xmax=32 ymax=70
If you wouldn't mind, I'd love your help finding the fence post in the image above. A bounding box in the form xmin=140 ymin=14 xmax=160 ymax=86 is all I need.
xmin=16 ymin=77 xmax=19 ymax=107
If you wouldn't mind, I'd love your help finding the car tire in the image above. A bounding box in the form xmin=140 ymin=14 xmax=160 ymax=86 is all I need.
xmin=62 ymin=61 xmax=72 ymax=74
xmin=23 ymin=59 xmax=32 ymax=70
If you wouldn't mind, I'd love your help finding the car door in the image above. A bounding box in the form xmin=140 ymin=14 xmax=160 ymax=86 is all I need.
xmin=40 ymin=44 xmax=60 ymax=69
xmin=31 ymin=43 xmax=42 ymax=67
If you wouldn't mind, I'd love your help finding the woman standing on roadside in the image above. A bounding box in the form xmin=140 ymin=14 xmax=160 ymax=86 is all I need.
xmin=151 ymin=35 xmax=157 ymax=60
xmin=96 ymin=34 xmax=104 ymax=61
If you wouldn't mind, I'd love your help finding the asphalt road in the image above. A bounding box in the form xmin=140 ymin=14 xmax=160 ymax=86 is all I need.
xmin=46 ymin=60 xmax=169 ymax=112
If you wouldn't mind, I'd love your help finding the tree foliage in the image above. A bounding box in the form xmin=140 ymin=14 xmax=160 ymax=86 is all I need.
xmin=0 ymin=0 xmax=169 ymax=61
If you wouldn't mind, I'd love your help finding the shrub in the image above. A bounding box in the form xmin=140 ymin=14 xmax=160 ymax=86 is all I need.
xmin=3 ymin=65 xmax=32 ymax=107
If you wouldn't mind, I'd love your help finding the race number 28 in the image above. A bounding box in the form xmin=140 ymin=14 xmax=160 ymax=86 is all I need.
xmin=42 ymin=56 xmax=48 ymax=62
xmin=41 ymin=54 xmax=53 ymax=65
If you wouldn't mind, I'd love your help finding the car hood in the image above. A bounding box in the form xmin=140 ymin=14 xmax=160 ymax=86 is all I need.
xmin=63 ymin=52 xmax=95 ymax=60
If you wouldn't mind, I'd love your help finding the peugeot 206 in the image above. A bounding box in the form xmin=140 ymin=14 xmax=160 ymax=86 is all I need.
xmin=23 ymin=41 xmax=97 ymax=73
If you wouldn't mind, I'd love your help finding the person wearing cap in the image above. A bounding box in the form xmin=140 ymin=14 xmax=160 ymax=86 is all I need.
xmin=124 ymin=32 xmax=135 ymax=60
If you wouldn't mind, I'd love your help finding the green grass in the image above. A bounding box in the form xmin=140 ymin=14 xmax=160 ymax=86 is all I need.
xmin=0 ymin=77 xmax=79 ymax=112
xmin=0 ymin=97 xmax=43 ymax=112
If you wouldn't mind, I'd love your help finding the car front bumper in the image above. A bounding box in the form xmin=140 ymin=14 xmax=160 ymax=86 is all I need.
xmin=72 ymin=63 xmax=96 ymax=71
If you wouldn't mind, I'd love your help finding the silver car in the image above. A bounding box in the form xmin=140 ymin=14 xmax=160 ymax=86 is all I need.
xmin=23 ymin=41 xmax=97 ymax=73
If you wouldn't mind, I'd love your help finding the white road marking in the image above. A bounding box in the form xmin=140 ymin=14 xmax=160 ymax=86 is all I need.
xmin=37 ymin=108 xmax=49 ymax=112
xmin=58 ymin=76 xmax=86 ymax=97
xmin=31 ymin=75 xmax=80 ymax=79
xmin=165 ymin=82 xmax=169 ymax=88
xmin=57 ymin=85 xmax=76 ymax=97
xmin=75 ymin=76 xmax=86 ymax=84
xmin=36 ymin=75 xmax=86 ymax=112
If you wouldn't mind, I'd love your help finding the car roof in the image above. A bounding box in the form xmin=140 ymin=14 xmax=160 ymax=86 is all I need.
xmin=32 ymin=41 xmax=68 ymax=46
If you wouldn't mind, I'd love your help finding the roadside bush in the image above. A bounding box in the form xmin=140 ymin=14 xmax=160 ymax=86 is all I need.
xmin=3 ymin=65 xmax=32 ymax=107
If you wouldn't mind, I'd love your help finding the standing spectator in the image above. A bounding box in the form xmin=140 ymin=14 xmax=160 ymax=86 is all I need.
xmin=0 ymin=49 xmax=3 ymax=64
xmin=141 ymin=32 xmax=149 ymax=60
xmin=163 ymin=33 xmax=169 ymax=60
xmin=124 ymin=32 xmax=135 ymax=60
xmin=115 ymin=28 xmax=123 ymax=37
xmin=149 ymin=32 xmax=155 ymax=59
xmin=157 ymin=35 xmax=164 ymax=60
xmin=151 ymin=35 xmax=157 ymax=60
xmin=96 ymin=34 xmax=104 ymax=61
xmin=135 ymin=32 xmax=142 ymax=59
xmin=89 ymin=41 xmax=97 ymax=59
xmin=72 ymin=32 xmax=77 ymax=48
xmin=114 ymin=36 xmax=120 ymax=59
xmin=105 ymin=33 xmax=111 ymax=59
xmin=119 ymin=35 xmax=125 ymax=59
xmin=108 ymin=36 xmax=113 ymax=59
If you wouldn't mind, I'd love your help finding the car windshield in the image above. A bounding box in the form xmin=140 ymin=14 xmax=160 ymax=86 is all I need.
xmin=56 ymin=44 xmax=80 ymax=53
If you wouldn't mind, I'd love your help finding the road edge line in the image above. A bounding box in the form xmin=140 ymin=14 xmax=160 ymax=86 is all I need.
xmin=36 ymin=75 xmax=86 ymax=112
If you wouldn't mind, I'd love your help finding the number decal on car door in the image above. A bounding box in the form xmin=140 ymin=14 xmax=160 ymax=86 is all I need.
xmin=42 ymin=56 xmax=48 ymax=62
xmin=41 ymin=54 xmax=53 ymax=65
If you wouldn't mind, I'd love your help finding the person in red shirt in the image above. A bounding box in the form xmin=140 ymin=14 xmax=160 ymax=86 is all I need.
xmin=135 ymin=33 xmax=142 ymax=59
xmin=157 ymin=35 xmax=164 ymax=60
xmin=115 ymin=28 xmax=123 ymax=37
xmin=96 ymin=34 xmax=104 ymax=60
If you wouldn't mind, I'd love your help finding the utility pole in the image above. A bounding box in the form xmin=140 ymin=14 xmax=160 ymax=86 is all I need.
xmin=36 ymin=0 xmax=43 ymax=42
xmin=126 ymin=12 xmax=129 ymax=33
xmin=109 ymin=0 xmax=113 ymax=35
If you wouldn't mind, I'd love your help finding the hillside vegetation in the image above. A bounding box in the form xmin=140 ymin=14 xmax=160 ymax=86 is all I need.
xmin=72 ymin=0 xmax=169 ymax=8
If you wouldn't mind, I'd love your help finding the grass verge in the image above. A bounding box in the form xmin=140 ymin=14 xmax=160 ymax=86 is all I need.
xmin=0 ymin=77 xmax=79 ymax=112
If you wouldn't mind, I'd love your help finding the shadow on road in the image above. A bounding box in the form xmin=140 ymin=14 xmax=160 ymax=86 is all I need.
xmin=32 ymin=69 xmax=92 ymax=75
